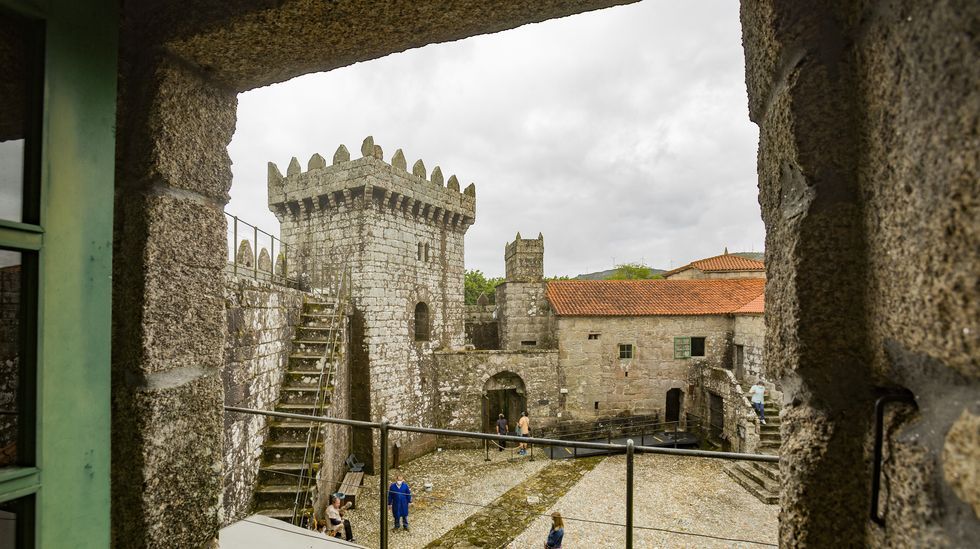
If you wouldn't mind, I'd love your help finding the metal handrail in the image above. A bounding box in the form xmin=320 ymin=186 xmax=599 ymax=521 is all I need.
xmin=225 ymin=405 xmax=778 ymax=549
xmin=225 ymin=212 xmax=298 ymax=286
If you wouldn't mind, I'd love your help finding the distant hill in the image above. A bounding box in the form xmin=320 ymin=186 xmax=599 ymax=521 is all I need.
xmin=732 ymin=251 xmax=764 ymax=262
xmin=574 ymin=267 xmax=666 ymax=280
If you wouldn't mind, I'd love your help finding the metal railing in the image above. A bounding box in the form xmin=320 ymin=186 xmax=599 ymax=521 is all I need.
xmin=225 ymin=212 xmax=298 ymax=286
xmin=224 ymin=406 xmax=778 ymax=549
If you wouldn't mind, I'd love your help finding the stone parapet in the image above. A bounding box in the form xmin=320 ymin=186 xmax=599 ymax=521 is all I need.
xmin=269 ymin=136 xmax=475 ymax=233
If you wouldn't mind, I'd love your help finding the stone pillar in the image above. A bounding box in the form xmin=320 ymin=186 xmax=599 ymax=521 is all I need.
xmin=111 ymin=55 xmax=236 ymax=547
xmin=741 ymin=2 xmax=873 ymax=545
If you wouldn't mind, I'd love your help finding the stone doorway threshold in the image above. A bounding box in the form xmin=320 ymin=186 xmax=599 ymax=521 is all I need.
xmin=220 ymin=514 xmax=366 ymax=549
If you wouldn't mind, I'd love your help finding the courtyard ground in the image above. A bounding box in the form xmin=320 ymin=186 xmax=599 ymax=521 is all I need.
xmin=343 ymin=449 xmax=777 ymax=548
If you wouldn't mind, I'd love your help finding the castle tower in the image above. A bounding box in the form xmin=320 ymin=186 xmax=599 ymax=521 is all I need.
xmin=504 ymin=232 xmax=544 ymax=282
xmin=497 ymin=233 xmax=554 ymax=350
xmin=268 ymin=136 xmax=476 ymax=469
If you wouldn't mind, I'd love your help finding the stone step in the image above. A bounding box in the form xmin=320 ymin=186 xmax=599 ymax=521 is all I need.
xmin=255 ymin=508 xmax=300 ymax=521
xmin=724 ymin=463 xmax=779 ymax=505
xmin=760 ymin=432 xmax=782 ymax=442
xmin=268 ymin=421 xmax=322 ymax=442
xmin=263 ymin=441 xmax=323 ymax=463
xmin=258 ymin=462 xmax=319 ymax=486
xmin=736 ymin=461 xmax=780 ymax=491
xmin=748 ymin=461 xmax=780 ymax=483
xmin=283 ymin=371 xmax=333 ymax=386
xmin=275 ymin=403 xmax=324 ymax=414
xmin=253 ymin=484 xmax=316 ymax=510
xmin=277 ymin=389 xmax=325 ymax=406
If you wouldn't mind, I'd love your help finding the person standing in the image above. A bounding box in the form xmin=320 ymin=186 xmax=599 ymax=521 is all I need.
xmin=518 ymin=411 xmax=531 ymax=455
xmin=387 ymin=473 xmax=413 ymax=531
xmin=495 ymin=413 xmax=509 ymax=451
xmin=749 ymin=380 xmax=768 ymax=424
xmin=544 ymin=511 xmax=564 ymax=548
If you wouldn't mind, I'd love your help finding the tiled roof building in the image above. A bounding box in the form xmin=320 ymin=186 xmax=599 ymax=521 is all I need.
xmin=662 ymin=252 xmax=765 ymax=280
xmin=546 ymin=278 xmax=765 ymax=316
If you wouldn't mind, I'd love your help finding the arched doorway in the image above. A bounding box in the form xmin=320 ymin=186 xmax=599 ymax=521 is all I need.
xmin=665 ymin=388 xmax=683 ymax=424
xmin=482 ymin=372 xmax=527 ymax=434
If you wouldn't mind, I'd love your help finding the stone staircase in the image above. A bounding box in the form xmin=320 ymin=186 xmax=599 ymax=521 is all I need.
xmin=725 ymin=387 xmax=781 ymax=505
xmin=252 ymin=297 xmax=343 ymax=523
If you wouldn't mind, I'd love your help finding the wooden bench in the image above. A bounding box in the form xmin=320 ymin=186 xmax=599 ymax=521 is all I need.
xmin=338 ymin=471 xmax=364 ymax=508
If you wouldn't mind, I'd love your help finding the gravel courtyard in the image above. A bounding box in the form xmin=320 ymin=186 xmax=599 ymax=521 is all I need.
xmin=509 ymin=454 xmax=778 ymax=548
xmin=340 ymin=449 xmax=776 ymax=548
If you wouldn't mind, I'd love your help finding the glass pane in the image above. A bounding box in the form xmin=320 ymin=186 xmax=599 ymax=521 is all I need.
xmin=0 ymin=250 xmax=21 ymax=467
xmin=0 ymin=495 xmax=34 ymax=548
xmin=0 ymin=10 xmax=43 ymax=223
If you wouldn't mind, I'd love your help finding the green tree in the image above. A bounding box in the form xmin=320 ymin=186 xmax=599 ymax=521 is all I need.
xmin=464 ymin=269 xmax=504 ymax=305
xmin=607 ymin=263 xmax=662 ymax=280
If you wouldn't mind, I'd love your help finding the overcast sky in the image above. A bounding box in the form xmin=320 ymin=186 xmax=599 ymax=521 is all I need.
xmin=227 ymin=0 xmax=763 ymax=278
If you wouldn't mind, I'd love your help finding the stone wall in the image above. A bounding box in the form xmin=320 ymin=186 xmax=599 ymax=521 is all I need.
xmin=733 ymin=314 xmax=765 ymax=383
xmin=0 ymin=264 xmax=19 ymax=463
xmin=666 ymin=268 xmax=765 ymax=280
xmin=687 ymin=363 xmax=759 ymax=453
xmin=464 ymin=304 xmax=498 ymax=350
xmin=496 ymin=281 xmax=555 ymax=350
xmin=740 ymin=1 xmax=979 ymax=545
xmin=431 ymin=350 xmax=561 ymax=437
xmin=555 ymin=315 xmax=732 ymax=421
xmin=221 ymin=276 xmax=306 ymax=524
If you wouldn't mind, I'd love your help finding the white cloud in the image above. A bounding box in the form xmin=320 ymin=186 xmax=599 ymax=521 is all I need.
xmin=227 ymin=0 xmax=764 ymax=278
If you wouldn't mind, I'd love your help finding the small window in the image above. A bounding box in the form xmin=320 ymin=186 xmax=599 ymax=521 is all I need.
xmin=674 ymin=337 xmax=691 ymax=359
xmin=521 ymin=340 xmax=536 ymax=346
xmin=588 ymin=333 xmax=600 ymax=340
xmin=691 ymin=337 xmax=706 ymax=357
xmin=594 ymin=401 xmax=599 ymax=410
xmin=424 ymin=243 xmax=430 ymax=262
xmin=417 ymin=242 xmax=422 ymax=260
xmin=618 ymin=344 xmax=633 ymax=359
xmin=414 ymin=302 xmax=430 ymax=341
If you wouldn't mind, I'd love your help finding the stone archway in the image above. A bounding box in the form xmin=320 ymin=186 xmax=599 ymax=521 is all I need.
xmin=481 ymin=371 xmax=527 ymax=436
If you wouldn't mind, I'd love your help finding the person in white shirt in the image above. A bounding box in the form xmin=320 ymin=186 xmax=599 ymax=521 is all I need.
xmin=749 ymin=380 xmax=768 ymax=425
xmin=325 ymin=494 xmax=354 ymax=542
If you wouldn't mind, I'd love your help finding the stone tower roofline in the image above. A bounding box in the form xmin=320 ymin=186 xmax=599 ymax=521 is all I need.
xmin=268 ymin=135 xmax=476 ymax=231
xmin=504 ymin=232 xmax=544 ymax=282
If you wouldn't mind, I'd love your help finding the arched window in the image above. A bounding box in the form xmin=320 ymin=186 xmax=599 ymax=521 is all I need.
xmin=414 ymin=302 xmax=430 ymax=341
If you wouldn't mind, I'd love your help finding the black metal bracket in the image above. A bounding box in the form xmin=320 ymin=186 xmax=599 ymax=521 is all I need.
xmin=870 ymin=389 xmax=917 ymax=527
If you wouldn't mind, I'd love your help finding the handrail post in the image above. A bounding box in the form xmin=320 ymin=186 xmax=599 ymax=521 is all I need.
xmin=380 ymin=421 xmax=389 ymax=549
xmin=232 ymin=215 xmax=238 ymax=276
xmin=253 ymin=225 xmax=259 ymax=279
xmin=626 ymin=438 xmax=634 ymax=549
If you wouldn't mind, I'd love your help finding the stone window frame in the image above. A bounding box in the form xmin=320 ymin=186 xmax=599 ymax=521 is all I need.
xmin=413 ymin=301 xmax=430 ymax=342
xmin=618 ymin=343 xmax=633 ymax=359
xmin=587 ymin=332 xmax=600 ymax=340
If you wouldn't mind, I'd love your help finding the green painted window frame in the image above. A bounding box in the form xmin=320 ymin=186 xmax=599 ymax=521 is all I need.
xmin=618 ymin=343 xmax=633 ymax=359
xmin=674 ymin=337 xmax=692 ymax=359
xmin=0 ymin=1 xmax=116 ymax=546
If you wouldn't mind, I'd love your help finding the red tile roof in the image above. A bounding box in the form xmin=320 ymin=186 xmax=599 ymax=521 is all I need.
xmin=664 ymin=253 xmax=764 ymax=277
xmin=546 ymin=278 xmax=765 ymax=317
xmin=734 ymin=292 xmax=765 ymax=314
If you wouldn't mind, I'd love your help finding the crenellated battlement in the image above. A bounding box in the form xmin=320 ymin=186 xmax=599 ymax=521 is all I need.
xmin=268 ymin=135 xmax=476 ymax=232
xmin=505 ymin=232 xmax=544 ymax=282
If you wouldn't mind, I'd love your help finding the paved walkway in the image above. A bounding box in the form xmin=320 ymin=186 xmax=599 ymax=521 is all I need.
xmin=426 ymin=456 xmax=603 ymax=548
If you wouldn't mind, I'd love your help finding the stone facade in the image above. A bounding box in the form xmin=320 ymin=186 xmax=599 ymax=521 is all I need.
xmin=733 ymin=313 xmax=765 ymax=383
xmin=687 ymin=362 xmax=760 ymax=453
xmin=556 ymin=315 xmax=730 ymax=421
xmin=464 ymin=304 xmax=498 ymax=350
xmin=270 ymin=137 xmax=475 ymax=470
xmin=432 ymin=350 xmax=560 ymax=436
xmin=220 ymin=276 xmax=306 ymax=524
xmin=665 ymin=268 xmax=765 ymax=280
